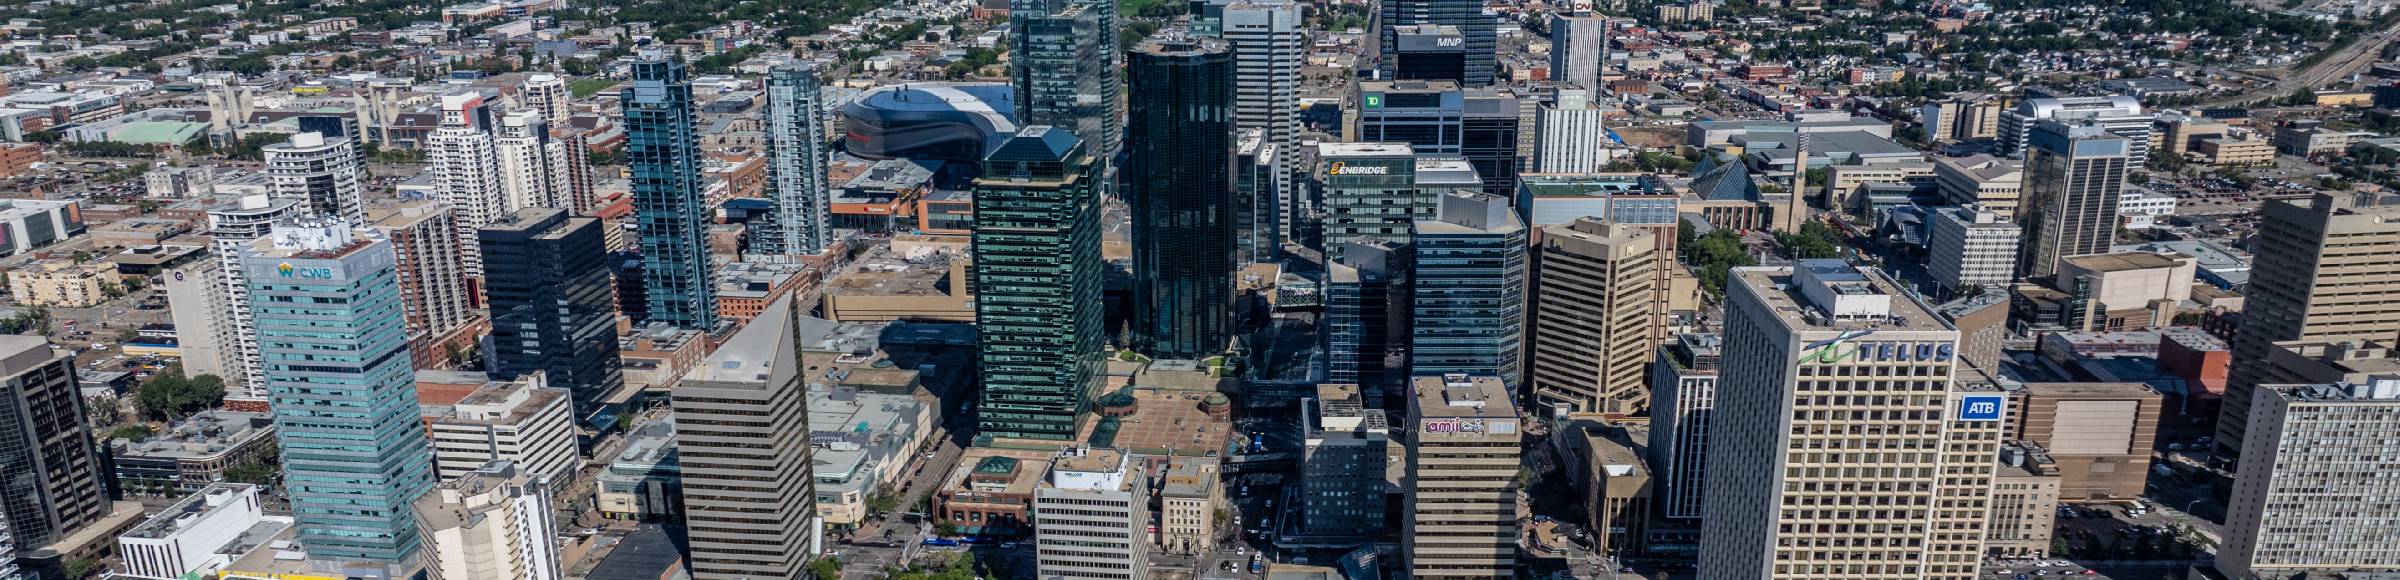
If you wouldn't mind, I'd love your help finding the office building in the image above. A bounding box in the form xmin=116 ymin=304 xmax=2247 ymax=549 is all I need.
xmin=1920 ymin=95 xmax=2004 ymax=142
xmin=1388 ymin=24 xmax=1467 ymax=82
xmin=117 ymin=484 xmax=284 ymax=580
xmin=761 ymin=63 xmax=831 ymax=256
xmin=1558 ymin=420 xmax=1651 ymax=558
xmin=1534 ymin=90 xmax=1621 ymax=173
xmin=2050 ymin=251 xmax=2195 ymax=331
xmin=264 ymin=131 xmax=364 ymax=221
xmin=1986 ymin=449 xmax=2061 ymax=558
xmin=108 ymin=411 xmax=276 ymax=498
xmin=1128 ymin=36 xmax=1238 ymax=359
xmin=366 ymin=201 xmax=477 ymax=352
xmin=1923 ymin=204 xmax=2019 ymax=295
xmin=1157 ymin=458 xmax=1223 ymax=555
xmin=672 ymin=295 xmax=822 ymax=579
xmin=208 ymin=196 xmax=301 ymax=403
xmin=1234 ymin=130 xmax=1286 ymax=262
xmin=1324 ymin=238 xmax=1410 ymax=390
xmin=1354 ymin=81 xmax=1519 ymax=195
xmin=623 ymin=59 xmax=717 ymax=330
xmin=426 ymin=374 xmax=579 ymax=486
xmin=2016 ymin=121 xmax=2129 ymax=279
xmin=1010 ymin=0 xmax=1120 ymax=157
xmin=427 ymin=94 xmax=505 ymax=280
xmin=1034 ymin=448 xmax=1151 ymax=580
xmin=1411 ymin=192 xmax=1527 ymax=389
xmin=1318 ymin=142 xmax=1426 ymax=244
xmin=2218 ymin=379 xmax=2400 ymax=578
xmin=2013 ymin=382 xmax=2161 ymax=501
xmin=1403 ymin=374 xmax=1522 ymax=578
xmin=1648 ymin=333 xmax=1719 ymax=521
xmin=1700 ymin=261 xmax=2004 ymax=579
xmin=242 ymin=218 xmax=437 ymax=562
xmin=1996 ymin=95 xmax=2151 ymax=166
xmin=1932 ymin=155 xmax=2024 ymax=219
xmin=413 ymin=461 xmax=563 ymax=580
xmin=2215 ymin=193 xmax=2400 ymax=463
xmin=1549 ymin=14 xmax=1605 ymax=90
xmin=1221 ymin=1 xmax=1304 ymax=243
xmin=974 ymin=127 xmax=1104 ymax=441
xmin=0 ymin=335 xmax=109 ymax=555
xmin=1378 ymin=0 xmax=1494 ymax=84
xmin=1302 ymin=384 xmax=1391 ymax=541
xmin=1529 ymin=218 xmax=1661 ymax=415
xmin=480 ymin=207 xmax=624 ymax=419
xmin=494 ymin=110 xmax=596 ymax=215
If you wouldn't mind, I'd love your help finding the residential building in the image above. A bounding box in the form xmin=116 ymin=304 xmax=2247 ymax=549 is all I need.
xmin=1033 ymin=448 xmax=1150 ymax=580
xmin=412 ymin=461 xmax=562 ymax=580
xmin=2016 ymin=121 xmax=2129 ymax=279
xmin=1529 ymin=218 xmax=1661 ymax=415
xmin=1700 ymin=261 xmax=2004 ymax=579
xmin=973 ymin=127 xmax=1104 ymax=441
xmin=427 ymin=94 xmax=505 ymax=281
xmin=263 ymin=132 xmax=364 ymax=221
xmin=1648 ymin=333 xmax=1719 ymax=521
xmin=1157 ymin=457 xmax=1223 ymax=555
xmin=494 ymin=111 xmax=596 ymax=215
xmin=762 ymin=63 xmax=831 ymax=256
xmin=426 ymin=374 xmax=579 ymax=486
xmin=671 ymin=295 xmax=821 ymax=579
xmin=1010 ymin=0 xmax=1121 ymax=157
xmin=1378 ymin=0 xmax=1495 ymax=84
xmin=117 ymin=484 xmax=287 ymax=580
xmin=1923 ymin=204 xmax=2019 ymax=295
xmin=7 ymin=258 xmax=117 ymax=307
xmin=1411 ymin=191 xmax=1527 ymax=389
xmin=2218 ymin=379 xmax=2400 ymax=578
xmin=517 ymin=74 xmax=572 ymax=127
xmin=480 ymin=208 xmax=624 ymax=420
xmin=366 ymin=201 xmax=477 ymax=357
xmin=1996 ymin=95 xmax=2151 ymax=166
xmin=161 ymin=256 xmax=236 ymax=381
xmin=623 ymin=58 xmax=717 ymax=330
xmin=2013 ymin=383 xmax=2161 ymax=501
xmin=1921 ymin=95 xmax=2004 ymax=142
xmin=241 ymin=218 xmax=436 ymax=562
xmin=2216 ymin=193 xmax=2400 ymax=463
xmin=207 ymin=195 xmax=301 ymax=402
xmin=1302 ymin=384 xmax=1390 ymax=541
xmin=1403 ymin=374 xmax=1522 ymax=578
xmin=1127 ymin=36 xmax=1238 ymax=360
xmin=1933 ymin=155 xmax=2024 ymax=218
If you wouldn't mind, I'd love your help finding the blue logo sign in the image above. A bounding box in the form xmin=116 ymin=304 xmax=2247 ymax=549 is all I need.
xmin=1958 ymin=394 xmax=2006 ymax=422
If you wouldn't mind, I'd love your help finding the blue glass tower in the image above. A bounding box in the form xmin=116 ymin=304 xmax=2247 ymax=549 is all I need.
xmin=623 ymin=58 xmax=716 ymax=329
xmin=1128 ymin=35 xmax=1237 ymax=359
xmin=242 ymin=218 xmax=436 ymax=563
xmin=1409 ymin=191 xmax=1527 ymax=391
xmin=973 ymin=127 xmax=1104 ymax=441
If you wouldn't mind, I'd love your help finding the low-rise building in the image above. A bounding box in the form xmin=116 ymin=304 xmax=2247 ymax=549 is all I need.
xmin=1986 ymin=446 xmax=2060 ymax=558
xmin=595 ymin=418 xmax=681 ymax=522
xmin=819 ymin=242 xmax=974 ymax=323
xmin=2012 ymin=382 xmax=2161 ymax=502
xmin=715 ymin=261 xmax=817 ymax=324
xmin=936 ymin=450 xmax=1051 ymax=537
xmin=807 ymin=386 xmax=933 ymax=530
xmin=8 ymin=258 xmax=118 ymax=307
xmin=107 ymin=411 xmax=277 ymax=497
xmin=116 ymin=484 xmax=292 ymax=580
xmin=1556 ymin=420 xmax=1651 ymax=558
xmin=424 ymin=373 xmax=579 ymax=486
xmin=2195 ymin=136 xmax=2274 ymax=167
xmin=1157 ymin=457 xmax=1223 ymax=556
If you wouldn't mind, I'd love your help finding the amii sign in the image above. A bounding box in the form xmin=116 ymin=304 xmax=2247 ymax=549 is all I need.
xmin=1424 ymin=419 xmax=1485 ymax=434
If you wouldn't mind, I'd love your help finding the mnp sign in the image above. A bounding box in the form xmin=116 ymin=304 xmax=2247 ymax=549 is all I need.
xmin=1957 ymin=394 xmax=2006 ymax=422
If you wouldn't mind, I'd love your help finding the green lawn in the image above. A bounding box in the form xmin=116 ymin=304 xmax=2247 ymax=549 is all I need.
xmin=569 ymin=78 xmax=621 ymax=99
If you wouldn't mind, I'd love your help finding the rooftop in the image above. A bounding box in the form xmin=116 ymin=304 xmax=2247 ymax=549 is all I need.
xmin=2060 ymin=251 xmax=2186 ymax=273
xmin=123 ymin=484 xmax=263 ymax=539
xmin=1317 ymin=142 xmax=1414 ymax=157
xmin=688 ymin=294 xmax=797 ymax=384
xmin=111 ymin=410 xmax=275 ymax=461
xmin=823 ymin=243 xmax=959 ymax=297
xmin=1412 ymin=374 xmax=1517 ymax=419
xmin=433 ymin=374 xmax=565 ymax=427
xmin=1732 ymin=261 xmax=1948 ymax=332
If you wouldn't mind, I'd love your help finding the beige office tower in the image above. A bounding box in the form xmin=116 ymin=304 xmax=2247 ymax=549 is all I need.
xmin=1701 ymin=260 xmax=2005 ymax=580
xmin=2218 ymin=378 xmax=2400 ymax=578
xmin=1404 ymin=374 xmax=1523 ymax=579
xmin=2215 ymin=192 xmax=2400 ymax=464
xmin=671 ymin=294 xmax=820 ymax=579
xmin=1530 ymin=218 xmax=1663 ymax=415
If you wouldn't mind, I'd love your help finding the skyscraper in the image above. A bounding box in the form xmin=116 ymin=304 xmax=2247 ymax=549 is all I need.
xmin=1996 ymin=95 xmax=2150 ymax=165
xmin=1923 ymin=204 xmax=2020 ymax=295
xmin=1220 ymin=1 xmax=1304 ymax=250
xmin=0 ymin=336 xmax=110 ymax=551
xmin=494 ymin=110 xmax=596 ymax=214
xmin=243 ymin=218 xmax=437 ymax=563
xmin=1548 ymin=14 xmax=1605 ymax=90
xmin=763 ymin=63 xmax=832 ymax=257
xmin=1379 ymin=0 xmax=1495 ymax=85
xmin=480 ymin=207 xmax=625 ymax=422
xmin=2213 ymin=192 xmax=2400 ymax=463
xmin=622 ymin=58 xmax=716 ymax=329
xmin=1700 ymin=261 xmax=2003 ymax=580
xmin=1302 ymin=384 xmax=1390 ymax=540
xmin=1648 ymin=333 xmax=1720 ymax=521
xmin=1234 ymin=129 xmax=1284 ymax=262
xmin=428 ymin=94 xmax=506 ymax=281
xmin=1033 ymin=448 xmax=1151 ymax=580
xmin=1011 ymin=0 xmax=1121 ymax=157
xmin=672 ymin=295 xmax=822 ymax=579
xmin=1403 ymin=373 xmax=1521 ymax=578
xmin=366 ymin=201 xmax=477 ymax=355
xmin=1353 ymin=81 xmax=1520 ymax=195
xmin=1128 ymin=35 xmax=1237 ymax=360
xmin=1410 ymin=191 xmax=1527 ymax=389
xmin=974 ymin=127 xmax=1105 ymax=441
xmin=1529 ymin=218 xmax=1661 ymax=415
xmin=1324 ymin=238 xmax=1409 ymax=390
xmin=1534 ymin=90 xmax=1619 ymax=173
xmin=2219 ymin=378 xmax=2400 ymax=578
xmin=263 ymin=131 xmax=364 ymax=221
xmin=517 ymin=73 xmax=572 ymax=128
xmin=1387 ymin=24 xmax=1467 ymax=82
xmin=2015 ymin=120 xmax=2128 ymax=279
xmin=208 ymin=195 xmax=302 ymax=405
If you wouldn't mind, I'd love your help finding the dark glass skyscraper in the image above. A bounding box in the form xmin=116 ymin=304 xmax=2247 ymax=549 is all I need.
xmin=1409 ymin=191 xmax=1527 ymax=390
xmin=0 ymin=336 xmax=108 ymax=555
xmin=1354 ymin=81 xmax=1521 ymax=196
xmin=1128 ymin=35 xmax=1237 ymax=360
xmin=623 ymin=58 xmax=716 ymax=329
xmin=974 ymin=127 xmax=1105 ymax=441
xmin=1011 ymin=0 xmax=1121 ymax=157
xmin=481 ymin=207 xmax=625 ymax=426
xmin=2017 ymin=120 xmax=2129 ymax=279
xmin=1378 ymin=0 xmax=1494 ymax=85
xmin=762 ymin=63 xmax=831 ymax=257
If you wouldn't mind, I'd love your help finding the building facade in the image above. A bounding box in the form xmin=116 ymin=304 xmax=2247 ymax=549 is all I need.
xmin=1033 ymin=448 xmax=1150 ymax=580
xmin=0 ymin=336 xmax=109 ymax=553
xmin=480 ymin=207 xmax=624 ymax=420
xmin=2016 ymin=121 xmax=2128 ymax=279
xmin=263 ymin=132 xmax=364 ymax=221
xmin=622 ymin=59 xmax=717 ymax=330
xmin=2214 ymin=193 xmax=2400 ymax=463
xmin=671 ymin=295 xmax=821 ymax=579
xmin=763 ymin=63 xmax=832 ymax=256
xmin=1128 ymin=36 xmax=1238 ymax=360
xmin=426 ymin=94 xmax=505 ymax=281
xmin=208 ymin=196 xmax=301 ymax=402
xmin=1378 ymin=0 xmax=1495 ymax=84
xmin=426 ymin=374 xmax=579 ymax=486
xmin=1010 ymin=0 xmax=1121 ymax=158
xmin=1648 ymin=333 xmax=1719 ymax=521
xmin=973 ymin=128 xmax=1105 ymax=441
xmin=412 ymin=461 xmax=562 ymax=580
xmin=1530 ymin=218 xmax=1661 ymax=415
xmin=2218 ymin=379 xmax=2400 ymax=578
xmin=1923 ymin=204 xmax=2019 ymax=295
xmin=1403 ymin=374 xmax=1522 ymax=578
xmin=1411 ymin=192 xmax=1527 ymax=390
xmin=1302 ymin=384 xmax=1390 ymax=541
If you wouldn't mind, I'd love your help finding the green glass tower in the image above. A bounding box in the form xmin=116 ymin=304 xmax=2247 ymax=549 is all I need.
xmin=973 ymin=127 xmax=1104 ymax=441
xmin=623 ymin=58 xmax=716 ymax=330
xmin=1128 ymin=34 xmax=1237 ymax=360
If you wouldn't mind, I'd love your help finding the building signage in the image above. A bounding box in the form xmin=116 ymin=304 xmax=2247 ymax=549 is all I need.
xmin=1800 ymin=329 xmax=1875 ymax=363
xmin=1327 ymin=161 xmax=1390 ymax=176
xmin=1363 ymin=94 xmax=1384 ymax=109
xmin=274 ymin=262 xmax=335 ymax=279
xmin=1436 ymin=36 xmax=1463 ymax=47
xmin=1424 ymin=419 xmax=1485 ymax=434
xmin=1957 ymin=394 xmax=2006 ymax=422
xmin=1802 ymin=331 xmax=1956 ymax=364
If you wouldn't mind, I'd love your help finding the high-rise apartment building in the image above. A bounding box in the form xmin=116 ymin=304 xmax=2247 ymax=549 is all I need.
xmin=366 ymin=201 xmax=477 ymax=352
xmin=973 ymin=127 xmax=1104 ymax=441
xmin=1128 ymin=35 xmax=1238 ymax=360
xmin=494 ymin=111 xmax=595 ymax=215
xmin=1701 ymin=261 xmax=2004 ymax=579
xmin=412 ymin=461 xmax=564 ymax=580
xmin=1997 ymin=95 xmax=2150 ymax=166
xmin=1403 ymin=373 xmax=1522 ymax=578
xmin=2218 ymin=378 xmax=2400 ymax=579
xmin=1379 ymin=0 xmax=1495 ymax=84
xmin=1924 ymin=204 xmax=2020 ymax=295
xmin=427 ymin=94 xmax=506 ymax=281
xmin=425 ymin=374 xmax=579 ymax=485
xmin=2016 ymin=120 xmax=2128 ymax=279
xmin=1530 ymin=218 xmax=1660 ymax=415
xmin=1549 ymin=14 xmax=1605 ymax=90
xmin=0 ymin=336 xmax=109 ymax=551
xmin=207 ymin=195 xmax=301 ymax=406
xmin=1353 ymin=81 xmax=1520 ymax=195
xmin=1033 ymin=447 xmax=1150 ymax=580
xmin=480 ymin=207 xmax=624 ymax=419
xmin=2214 ymin=192 xmax=2400 ymax=463
xmin=161 ymin=257 xmax=235 ymax=380
xmin=1411 ymin=191 xmax=1527 ymax=389
xmin=264 ymin=131 xmax=364 ymax=221
xmin=622 ymin=58 xmax=716 ymax=330
xmin=1011 ymin=0 xmax=1120 ymax=157
xmin=1325 ymin=238 xmax=1410 ymax=390
xmin=672 ymin=295 xmax=821 ymax=579
xmin=1921 ymin=95 xmax=2004 ymax=142
xmin=1648 ymin=333 xmax=1720 ymax=521
xmin=1302 ymin=384 xmax=1391 ymax=541
xmin=763 ymin=64 xmax=832 ymax=257
xmin=242 ymin=218 xmax=437 ymax=562
xmin=517 ymin=74 xmax=572 ymax=129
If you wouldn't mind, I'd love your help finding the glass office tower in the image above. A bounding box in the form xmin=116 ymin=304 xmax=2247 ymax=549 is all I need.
xmin=1127 ymin=35 xmax=1237 ymax=360
xmin=481 ymin=207 xmax=625 ymax=426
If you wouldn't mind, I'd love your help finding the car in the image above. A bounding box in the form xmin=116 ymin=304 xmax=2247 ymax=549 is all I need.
xmin=2080 ymin=571 xmax=2098 ymax=576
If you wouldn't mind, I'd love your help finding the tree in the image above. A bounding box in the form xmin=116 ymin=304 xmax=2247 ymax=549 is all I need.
xmin=806 ymin=557 xmax=842 ymax=580
xmin=1774 ymin=221 xmax=1844 ymax=260
xmin=933 ymin=519 xmax=959 ymax=537
xmin=63 ymin=557 xmax=97 ymax=580
xmin=108 ymin=424 xmax=154 ymax=441
xmin=224 ymin=456 xmax=278 ymax=484
xmin=865 ymin=491 xmax=900 ymax=515
xmin=134 ymin=371 xmax=227 ymax=420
